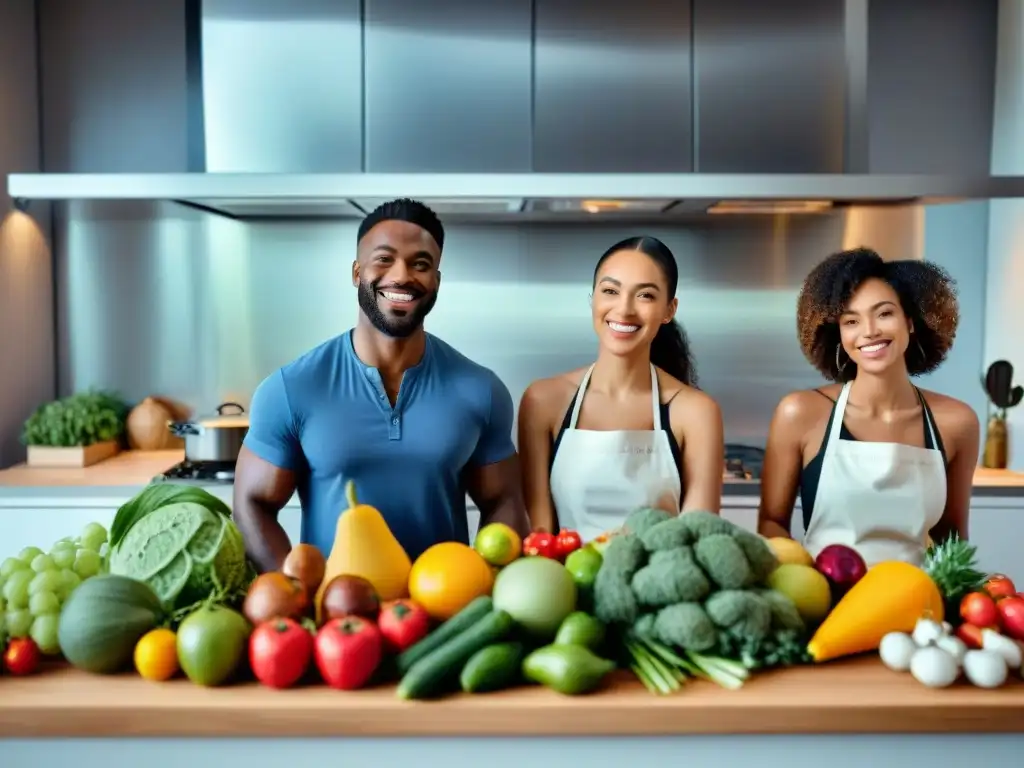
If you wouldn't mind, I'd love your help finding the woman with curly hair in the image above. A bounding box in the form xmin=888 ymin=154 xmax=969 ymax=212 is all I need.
xmin=518 ymin=236 xmax=724 ymax=542
xmin=758 ymin=247 xmax=980 ymax=567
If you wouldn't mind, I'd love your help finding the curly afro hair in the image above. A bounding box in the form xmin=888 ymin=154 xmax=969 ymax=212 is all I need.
xmin=796 ymin=247 xmax=960 ymax=382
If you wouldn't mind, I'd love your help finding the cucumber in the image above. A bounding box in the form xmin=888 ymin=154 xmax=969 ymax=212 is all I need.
xmin=397 ymin=609 xmax=514 ymax=700
xmin=460 ymin=641 xmax=525 ymax=693
xmin=395 ymin=595 xmax=493 ymax=676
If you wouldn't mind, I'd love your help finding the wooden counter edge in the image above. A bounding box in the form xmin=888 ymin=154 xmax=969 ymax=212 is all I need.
xmin=3 ymin=662 xmax=1024 ymax=737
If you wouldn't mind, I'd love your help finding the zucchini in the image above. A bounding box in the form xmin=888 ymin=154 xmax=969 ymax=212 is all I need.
xmin=396 ymin=609 xmax=514 ymax=700
xmin=394 ymin=595 xmax=493 ymax=676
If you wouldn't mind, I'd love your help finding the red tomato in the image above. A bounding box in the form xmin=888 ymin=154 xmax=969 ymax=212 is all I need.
xmin=523 ymin=531 xmax=559 ymax=559
xmin=377 ymin=599 xmax=430 ymax=654
xmin=998 ymin=596 xmax=1024 ymax=641
xmin=985 ymin=574 xmax=1017 ymax=601
xmin=3 ymin=637 xmax=41 ymax=676
xmin=961 ymin=591 xmax=1000 ymax=628
xmin=955 ymin=622 xmax=991 ymax=650
xmin=555 ymin=529 xmax=583 ymax=559
xmin=314 ymin=616 xmax=382 ymax=690
xmin=249 ymin=618 xmax=315 ymax=689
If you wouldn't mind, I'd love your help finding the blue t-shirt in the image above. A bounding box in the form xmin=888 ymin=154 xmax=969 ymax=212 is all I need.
xmin=242 ymin=330 xmax=516 ymax=561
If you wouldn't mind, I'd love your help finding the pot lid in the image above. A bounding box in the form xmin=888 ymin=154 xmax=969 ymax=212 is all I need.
xmin=193 ymin=402 xmax=250 ymax=429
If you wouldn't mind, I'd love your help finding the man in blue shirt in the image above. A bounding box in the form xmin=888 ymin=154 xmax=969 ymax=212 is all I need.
xmin=233 ymin=199 xmax=530 ymax=572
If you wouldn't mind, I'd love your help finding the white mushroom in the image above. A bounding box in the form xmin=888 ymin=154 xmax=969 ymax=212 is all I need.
xmin=909 ymin=646 xmax=960 ymax=688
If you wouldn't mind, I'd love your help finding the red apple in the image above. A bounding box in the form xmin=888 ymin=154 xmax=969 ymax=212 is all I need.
xmin=984 ymin=574 xmax=1017 ymax=601
xmin=960 ymin=591 xmax=1000 ymax=628
xmin=998 ymin=595 xmax=1024 ymax=641
xmin=814 ymin=544 xmax=868 ymax=600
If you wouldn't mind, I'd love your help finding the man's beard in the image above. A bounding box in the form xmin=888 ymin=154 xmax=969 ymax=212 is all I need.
xmin=357 ymin=278 xmax=438 ymax=338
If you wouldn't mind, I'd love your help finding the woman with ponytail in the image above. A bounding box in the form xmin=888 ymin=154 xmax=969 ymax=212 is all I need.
xmin=518 ymin=236 xmax=725 ymax=541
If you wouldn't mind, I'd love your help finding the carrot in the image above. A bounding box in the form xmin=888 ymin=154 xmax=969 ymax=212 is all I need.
xmin=807 ymin=561 xmax=944 ymax=663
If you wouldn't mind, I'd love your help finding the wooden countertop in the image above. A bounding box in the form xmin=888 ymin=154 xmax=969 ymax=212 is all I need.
xmin=0 ymin=450 xmax=185 ymax=487
xmin=2 ymin=657 xmax=1024 ymax=737
xmin=2 ymin=451 xmax=1024 ymax=492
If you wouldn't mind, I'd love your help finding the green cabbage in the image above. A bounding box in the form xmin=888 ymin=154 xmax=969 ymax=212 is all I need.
xmin=107 ymin=501 xmax=250 ymax=611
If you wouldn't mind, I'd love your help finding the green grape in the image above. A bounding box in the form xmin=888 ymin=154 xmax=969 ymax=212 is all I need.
xmin=29 ymin=590 xmax=60 ymax=616
xmin=80 ymin=522 xmax=108 ymax=551
xmin=30 ymin=553 xmax=56 ymax=573
xmin=3 ymin=569 xmax=33 ymax=608
xmin=59 ymin=569 xmax=81 ymax=597
xmin=50 ymin=547 xmax=76 ymax=569
xmin=30 ymin=613 xmax=61 ymax=655
xmin=73 ymin=549 xmax=102 ymax=578
xmin=6 ymin=608 xmax=33 ymax=638
xmin=1 ymin=556 xmax=28 ymax=578
xmin=18 ymin=546 xmax=43 ymax=564
xmin=52 ymin=536 xmax=74 ymax=548
xmin=28 ymin=569 xmax=63 ymax=596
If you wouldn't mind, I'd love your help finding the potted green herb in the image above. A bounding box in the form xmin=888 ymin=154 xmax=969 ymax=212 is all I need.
xmin=21 ymin=390 xmax=131 ymax=467
xmin=981 ymin=360 xmax=1023 ymax=469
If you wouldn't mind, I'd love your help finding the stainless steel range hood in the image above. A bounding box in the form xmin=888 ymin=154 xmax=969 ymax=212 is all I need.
xmin=9 ymin=173 xmax=1024 ymax=222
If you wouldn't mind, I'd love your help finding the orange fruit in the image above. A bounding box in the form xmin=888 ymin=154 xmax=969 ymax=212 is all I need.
xmin=134 ymin=628 xmax=180 ymax=682
xmin=408 ymin=542 xmax=495 ymax=621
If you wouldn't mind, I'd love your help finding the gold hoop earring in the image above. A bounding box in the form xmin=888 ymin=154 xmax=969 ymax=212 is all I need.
xmin=835 ymin=343 xmax=848 ymax=375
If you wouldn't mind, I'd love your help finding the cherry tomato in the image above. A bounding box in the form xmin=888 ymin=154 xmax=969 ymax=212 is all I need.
xmin=4 ymin=637 xmax=41 ymax=676
xmin=961 ymin=591 xmax=1000 ymax=628
xmin=984 ymin=574 xmax=1017 ymax=601
xmin=555 ymin=529 xmax=583 ymax=559
xmin=523 ymin=531 xmax=559 ymax=559
xmin=314 ymin=616 xmax=382 ymax=690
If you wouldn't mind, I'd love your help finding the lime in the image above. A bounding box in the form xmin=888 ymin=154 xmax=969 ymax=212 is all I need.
xmin=564 ymin=546 xmax=603 ymax=589
xmin=474 ymin=523 xmax=522 ymax=567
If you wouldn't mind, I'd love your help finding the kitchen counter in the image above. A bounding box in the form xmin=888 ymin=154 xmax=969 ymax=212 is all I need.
xmin=2 ymin=657 xmax=1024 ymax=738
xmin=2 ymin=450 xmax=1023 ymax=498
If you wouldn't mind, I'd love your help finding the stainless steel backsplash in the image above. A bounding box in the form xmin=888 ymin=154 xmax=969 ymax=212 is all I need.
xmin=53 ymin=200 xmax=987 ymax=448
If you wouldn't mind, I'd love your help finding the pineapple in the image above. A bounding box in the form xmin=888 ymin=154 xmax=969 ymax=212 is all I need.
xmin=923 ymin=534 xmax=987 ymax=621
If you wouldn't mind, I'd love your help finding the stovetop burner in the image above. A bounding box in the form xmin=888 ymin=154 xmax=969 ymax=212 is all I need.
xmin=159 ymin=460 xmax=236 ymax=483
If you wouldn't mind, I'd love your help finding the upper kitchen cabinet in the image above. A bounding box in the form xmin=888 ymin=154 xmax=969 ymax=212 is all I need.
xmin=859 ymin=0 xmax=997 ymax=175
xmin=692 ymin=0 xmax=846 ymax=174
xmin=363 ymin=0 xmax=533 ymax=172
xmin=532 ymin=0 xmax=693 ymax=173
xmin=37 ymin=0 xmax=195 ymax=173
xmin=200 ymin=0 xmax=364 ymax=173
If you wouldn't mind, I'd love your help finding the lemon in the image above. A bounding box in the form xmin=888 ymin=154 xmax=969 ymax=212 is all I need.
xmin=134 ymin=628 xmax=180 ymax=682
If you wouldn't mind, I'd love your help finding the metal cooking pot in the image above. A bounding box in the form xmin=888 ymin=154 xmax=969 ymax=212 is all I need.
xmin=168 ymin=402 xmax=249 ymax=463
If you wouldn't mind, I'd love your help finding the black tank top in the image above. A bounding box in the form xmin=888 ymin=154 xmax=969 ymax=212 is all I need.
xmin=799 ymin=387 xmax=948 ymax=531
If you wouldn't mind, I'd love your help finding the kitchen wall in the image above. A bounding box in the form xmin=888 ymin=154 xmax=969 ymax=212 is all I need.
xmin=50 ymin=201 xmax=988 ymax=451
xmin=0 ymin=0 xmax=55 ymax=468
xmin=985 ymin=0 xmax=1024 ymax=471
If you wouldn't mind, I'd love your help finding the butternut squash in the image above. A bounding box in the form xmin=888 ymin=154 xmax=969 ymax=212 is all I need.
xmin=315 ymin=480 xmax=412 ymax=620
xmin=806 ymin=560 xmax=944 ymax=663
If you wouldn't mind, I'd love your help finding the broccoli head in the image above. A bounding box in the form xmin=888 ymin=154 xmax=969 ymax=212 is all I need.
xmin=623 ymin=506 xmax=673 ymax=537
xmin=677 ymin=510 xmax=735 ymax=539
xmin=704 ymin=590 xmax=772 ymax=643
xmin=631 ymin=546 xmax=711 ymax=607
xmin=755 ymin=588 xmax=806 ymax=633
xmin=732 ymin=530 xmax=779 ymax=582
xmin=653 ymin=602 xmax=718 ymax=652
xmin=694 ymin=533 xmax=755 ymax=589
xmin=601 ymin=532 xmax=647 ymax=575
xmin=640 ymin=517 xmax=694 ymax=552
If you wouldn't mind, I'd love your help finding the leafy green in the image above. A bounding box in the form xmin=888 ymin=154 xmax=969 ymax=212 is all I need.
xmin=109 ymin=483 xmax=232 ymax=550
xmin=21 ymin=390 xmax=130 ymax=448
xmin=107 ymin=501 xmax=250 ymax=614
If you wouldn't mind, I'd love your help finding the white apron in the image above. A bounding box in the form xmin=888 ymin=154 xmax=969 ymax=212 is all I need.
xmin=549 ymin=363 xmax=683 ymax=543
xmin=802 ymin=381 xmax=947 ymax=568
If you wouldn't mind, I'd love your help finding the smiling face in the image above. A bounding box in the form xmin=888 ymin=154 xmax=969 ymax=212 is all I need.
xmin=838 ymin=277 xmax=913 ymax=376
xmin=353 ymin=220 xmax=441 ymax=338
xmin=592 ymin=248 xmax=678 ymax=356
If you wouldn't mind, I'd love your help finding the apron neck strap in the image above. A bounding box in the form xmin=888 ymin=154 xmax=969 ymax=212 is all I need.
xmin=568 ymin=363 xmax=664 ymax=430
xmin=826 ymin=381 xmax=854 ymax=447
xmin=650 ymin=364 xmax=663 ymax=429
xmin=916 ymin=387 xmax=940 ymax=447
xmin=568 ymin=364 xmax=596 ymax=429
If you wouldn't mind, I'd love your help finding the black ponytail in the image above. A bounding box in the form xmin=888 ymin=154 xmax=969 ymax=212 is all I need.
xmin=594 ymin=235 xmax=699 ymax=388
xmin=651 ymin=319 xmax=698 ymax=388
